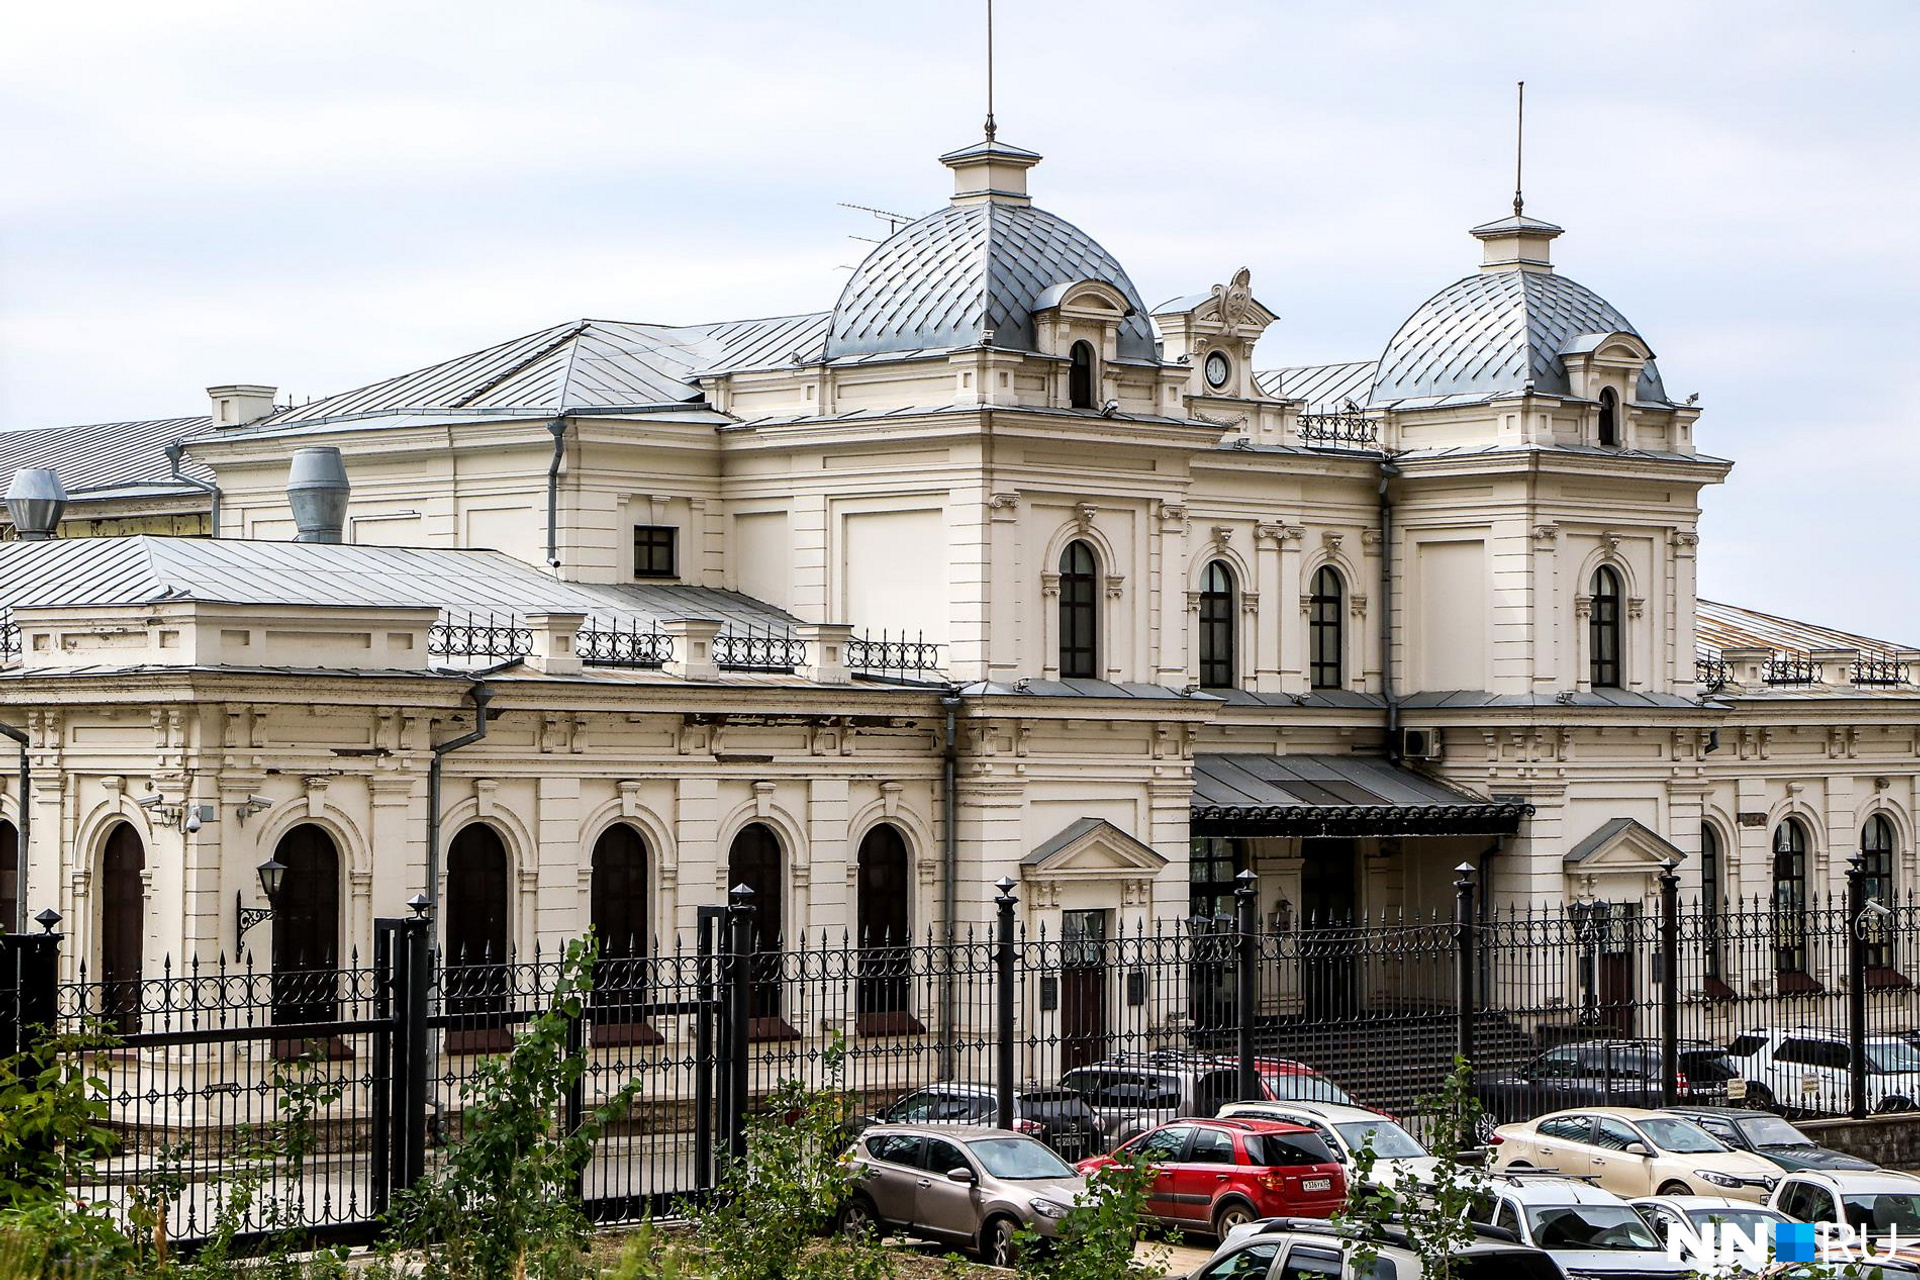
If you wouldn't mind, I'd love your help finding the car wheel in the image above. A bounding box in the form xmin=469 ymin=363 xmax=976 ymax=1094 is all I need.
xmin=980 ymin=1216 xmax=1020 ymax=1268
xmin=1659 ymin=1180 xmax=1692 ymax=1196
xmin=1745 ymin=1082 xmax=1776 ymax=1110
xmin=837 ymin=1194 xmax=884 ymax=1239
xmin=1212 ymin=1199 xmax=1258 ymax=1241
xmin=1877 ymin=1095 xmax=1916 ymax=1114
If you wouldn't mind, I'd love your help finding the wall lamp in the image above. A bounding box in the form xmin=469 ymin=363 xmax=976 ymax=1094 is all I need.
xmin=235 ymin=857 xmax=287 ymax=950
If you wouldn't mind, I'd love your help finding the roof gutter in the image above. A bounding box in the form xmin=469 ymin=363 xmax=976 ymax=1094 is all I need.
xmin=425 ymin=664 xmax=515 ymax=913
xmin=163 ymin=441 xmax=221 ymax=535
xmin=0 ymin=720 xmax=26 ymax=935
xmin=545 ymin=416 xmax=568 ymax=570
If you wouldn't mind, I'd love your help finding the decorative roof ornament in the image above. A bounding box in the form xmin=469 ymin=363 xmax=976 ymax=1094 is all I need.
xmin=1512 ymin=80 xmax=1526 ymax=219
xmin=1207 ymin=268 xmax=1256 ymax=337
xmin=983 ymin=0 xmax=997 ymax=143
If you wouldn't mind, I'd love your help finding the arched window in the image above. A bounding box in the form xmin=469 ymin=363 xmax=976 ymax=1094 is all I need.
xmin=856 ymin=824 xmax=916 ymax=1030
xmin=445 ymin=824 xmax=511 ymax=1046
xmin=728 ymin=823 xmax=786 ymax=1021
xmin=590 ymin=825 xmax=650 ymax=1034
xmin=1589 ymin=566 xmax=1623 ymax=689
xmin=1199 ymin=560 xmax=1236 ymax=689
xmin=100 ymin=823 xmax=145 ymax=1034
xmin=1069 ymin=341 xmax=1096 ymax=410
xmin=1772 ymin=818 xmax=1809 ymax=974
xmin=1058 ymin=541 xmax=1099 ymax=679
xmin=1598 ymin=388 xmax=1620 ymax=447
xmin=1309 ymin=566 xmax=1344 ymax=690
xmin=272 ymin=824 xmax=341 ymax=1026
xmin=0 ymin=819 xmax=16 ymax=936
xmin=1864 ymin=815 xmax=1898 ymax=970
xmin=1700 ymin=823 xmax=1723 ymax=980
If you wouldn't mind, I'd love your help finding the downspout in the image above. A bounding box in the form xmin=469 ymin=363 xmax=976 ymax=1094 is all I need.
xmin=544 ymin=416 xmax=569 ymax=570
xmin=0 ymin=721 xmax=26 ymax=936
xmin=1378 ymin=457 xmax=1400 ymax=759
xmin=939 ymin=691 xmax=961 ymax=1080
xmin=425 ymin=671 xmax=512 ymax=912
xmin=164 ymin=442 xmax=221 ymax=536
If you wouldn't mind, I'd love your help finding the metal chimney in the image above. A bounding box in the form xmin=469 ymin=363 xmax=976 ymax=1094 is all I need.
xmin=6 ymin=468 xmax=67 ymax=540
xmin=286 ymin=447 xmax=350 ymax=543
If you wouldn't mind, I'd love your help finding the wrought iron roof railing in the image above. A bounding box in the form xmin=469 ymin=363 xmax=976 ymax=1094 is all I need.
xmin=1762 ymin=652 xmax=1820 ymax=686
xmin=713 ymin=625 xmax=806 ymax=673
xmin=573 ymin=619 xmax=671 ymax=669
xmin=1694 ymin=653 xmax=1730 ymax=692
xmin=427 ymin=613 xmax=534 ymax=662
xmin=1295 ymin=408 xmax=1382 ymax=448
xmin=846 ymin=630 xmax=943 ymax=679
xmin=1852 ymin=654 xmax=1912 ymax=687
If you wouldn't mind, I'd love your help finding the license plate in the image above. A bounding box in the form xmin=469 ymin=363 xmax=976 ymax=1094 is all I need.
xmin=1303 ymin=1178 xmax=1332 ymax=1192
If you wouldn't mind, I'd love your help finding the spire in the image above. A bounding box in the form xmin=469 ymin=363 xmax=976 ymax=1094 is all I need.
xmin=984 ymin=0 xmax=997 ymax=142
xmin=1470 ymin=80 xmax=1560 ymax=272
xmin=1513 ymin=80 xmax=1526 ymax=218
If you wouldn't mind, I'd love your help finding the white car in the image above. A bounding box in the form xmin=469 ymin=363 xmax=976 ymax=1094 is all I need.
xmin=1216 ymin=1100 xmax=1443 ymax=1191
xmin=1727 ymin=1027 xmax=1920 ymax=1115
xmin=1491 ymin=1107 xmax=1779 ymax=1201
xmin=1627 ymin=1195 xmax=1792 ymax=1278
xmin=1771 ymin=1169 xmax=1920 ymax=1274
xmin=1204 ymin=1216 xmax=1567 ymax=1278
xmin=1475 ymin=1174 xmax=1689 ymax=1278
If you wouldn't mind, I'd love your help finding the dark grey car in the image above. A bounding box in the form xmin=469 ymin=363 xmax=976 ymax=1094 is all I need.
xmin=871 ymin=1082 xmax=1104 ymax=1159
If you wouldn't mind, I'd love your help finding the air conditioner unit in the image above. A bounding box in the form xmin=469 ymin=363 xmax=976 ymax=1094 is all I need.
xmin=1400 ymin=728 xmax=1443 ymax=761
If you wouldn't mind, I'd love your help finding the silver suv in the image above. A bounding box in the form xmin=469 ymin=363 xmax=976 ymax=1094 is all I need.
xmin=1060 ymin=1056 xmax=1240 ymax=1143
xmin=1200 ymin=1216 xmax=1566 ymax=1278
xmin=840 ymin=1123 xmax=1087 ymax=1266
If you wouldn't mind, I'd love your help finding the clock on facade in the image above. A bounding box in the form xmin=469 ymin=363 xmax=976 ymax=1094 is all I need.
xmin=1204 ymin=350 xmax=1231 ymax=390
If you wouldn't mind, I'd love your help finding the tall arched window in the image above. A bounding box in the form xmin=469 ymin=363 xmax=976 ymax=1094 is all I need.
xmin=590 ymin=824 xmax=650 ymax=1034
xmin=1199 ymin=560 xmax=1236 ymax=689
xmin=1700 ymin=823 xmax=1723 ymax=980
xmin=1864 ymin=814 xmax=1898 ymax=970
xmin=1589 ymin=566 xmax=1623 ymax=689
xmin=1058 ymin=541 xmax=1099 ymax=679
xmin=1598 ymin=387 xmax=1620 ymax=447
xmin=728 ymin=823 xmax=786 ymax=1022
xmin=0 ymin=819 xmax=16 ymax=935
xmin=1069 ymin=341 xmax=1096 ymax=409
xmin=272 ymin=824 xmax=341 ymax=1026
xmin=100 ymin=823 xmax=145 ymax=1034
xmin=445 ymin=824 xmax=511 ymax=1046
xmin=856 ymin=824 xmax=915 ymax=1030
xmin=1772 ymin=818 xmax=1809 ymax=975
xmin=1309 ymin=566 xmax=1344 ymax=690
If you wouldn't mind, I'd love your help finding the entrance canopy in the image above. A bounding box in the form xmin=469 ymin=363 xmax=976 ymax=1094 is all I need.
xmin=1190 ymin=754 xmax=1530 ymax=838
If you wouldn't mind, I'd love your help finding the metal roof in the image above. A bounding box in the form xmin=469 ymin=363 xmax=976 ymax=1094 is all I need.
xmin=0 ymin=416 xmax=210 ymax=495
xmin=0 ymin=536 xmax=795 ymax=632
xmin=1189 ymin=753 xmax=1530 ymax=837
xmin=824 ymin=201 xmax=1155 ymax=362
xmin=1253 ymin=362 xmax=1379 ymax=411
xmin=1696 ymin=598 xmax=1912 ymax=658
xmin=1370 ymin=268 xmax=1667 ymax=406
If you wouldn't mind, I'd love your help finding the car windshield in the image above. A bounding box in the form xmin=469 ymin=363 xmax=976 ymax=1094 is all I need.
xmin=1867 ymin=1040 xmax=1920 ymax=1074
xmin=1334 ymin=1120 xmax=1427 ymax=1159
xmin=1264 ymin=1073 xmax=1354 ymax=1105
xmin=1525 ymin=1205 xmax=1661 ymax=1251
xmin=1737 ymin=1114 xmax=1814 ymax=1148
xmin=1637 ymin=1117 xmax=1725 ymax=1154
xmin=1843 ymin=1193 xmax=1920 ymax=1234
xmin=1682 ymin=1207 xmax=1783 ymax=1234
xmin=967 ymin=1137 xmax=1077 ymax=1181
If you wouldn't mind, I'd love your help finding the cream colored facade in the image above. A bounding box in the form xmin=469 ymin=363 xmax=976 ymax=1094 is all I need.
xmin=0 ymin=130 xmax=1915 ymax=1026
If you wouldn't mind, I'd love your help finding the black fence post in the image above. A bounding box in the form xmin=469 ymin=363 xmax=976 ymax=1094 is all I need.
xmin=564 ymin=990 xmax=585 ymax=1199
xmin=1453 ymin=863 xmax=1476 ymax=1068
xmin=724 ymin=884 xmax=755 ymax=1165
xmin=695 ymin=904 xmax=724 ymax=1193
xmin=14 ymin=923 xmax=61 ymax=1056
xmin=370 ymin=917 xmax=396 ymax=1218
xmin=0 ymin=935 xmax=16 ymax=1059
xmin=994 ymin=877 xmax=1018 ymax=1130
xmin=1658 ymin=858 xmax=1680 ymax=1108
xmin=1235 ymin=869 xmax=1259 ymax=1101
xmin=395 ymin=899 xmax=433 ymax=1195
xmin=1847 ymin=854 xmax=1869 ymax=1121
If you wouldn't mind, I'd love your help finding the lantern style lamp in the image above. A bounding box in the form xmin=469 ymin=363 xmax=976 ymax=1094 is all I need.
xmin=236 ymin=856 xmax=287 ymax=949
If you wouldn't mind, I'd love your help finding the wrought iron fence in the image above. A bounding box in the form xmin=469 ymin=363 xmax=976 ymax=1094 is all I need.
xmin=1695 ymin=652 xmax=1731 ymax=691
xmin=1295 ymin=408 xmax=1382 ymax=447
xmin=1853 ymin=654 xmax=1912 ymax=686
xmin=0 ymin=608 xmax=17 ymax=662
xmin=713 ymin=625 xmax=806 ymax=672
xmin=846 ymin=630 xmax=943 ymax=678
xmin=427 ymin=612 xmax=533 ymax=662
xmin=1763 ymin=651 xmax=1820 ymax=685
xmin=574 ymin=618 xmax=673 ymax=668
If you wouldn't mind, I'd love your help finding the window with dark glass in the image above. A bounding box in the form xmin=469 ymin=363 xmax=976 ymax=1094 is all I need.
xmin=1309 ymin=566 xmax=1343 ymax=690
xmin=1589 ymin=566 xmax=1622 ymax=689
xmin=856 ymin=824 xmax=914 ymax=1025
xmin=1701 ymin=823 xmax=1723 ymax=979
xmin=1198 ymin=560 xmax=1235 ymax=689
xmin=590 ymin=824 xmax=649 ymax=1027
xmin=1772 ymin=819 xmax=1809 ymax=973
xmin=1598 ymin=387 xmax=1620 ymax=447
xmin=446 ymin=824 xmax=512 ymax=1044
xmin=728 ymin=823 xmax=785 ymax=1019
xmin=272 ymin=824 xmax=341 ymax=1026
xmin=1863 ymin=814 xmax=1897 ymax=969
xmin=633 ymin=525 xmax=677 ymax=579
xmin=100 ymin=822 xmax=145 ymax=1034
xmin=1058 ymin=540 xmax=1099 ymax=678
xmin=0 ymin=820 xmax=16 ymax=935
xmin=1069 ymin=341 xmax=1096 ymax=409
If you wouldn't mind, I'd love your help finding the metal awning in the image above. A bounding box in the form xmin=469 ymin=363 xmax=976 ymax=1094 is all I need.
xmin=1190 ymin=753 xmax=1531 ymax=837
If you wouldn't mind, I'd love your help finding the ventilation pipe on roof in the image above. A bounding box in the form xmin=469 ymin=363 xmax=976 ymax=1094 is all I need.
xmin=163 ymin=442 xmax=220 ymax=536
xmin=287 ymin=447 xmax=350 ymax=543
xmin=208 ymin=385 xmax=278 ymax=428
xmin=5 ymin=469 xmax=66 ymax=540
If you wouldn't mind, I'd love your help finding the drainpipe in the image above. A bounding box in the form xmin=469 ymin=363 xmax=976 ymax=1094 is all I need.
xmin=164 ymin=442 xmax=221 ymax=536
xmin=939 ymin=691 xmax=961 ymax=1080
xmin=544 ymin=416 xmax=569 ymax=569
xmin=425 ymin=672 xmax=511 ymax=912
xmin=0 ymin=721 xmax=26 ymax=935
xmin=1378 ymin=458 xmax=1401 ymax=759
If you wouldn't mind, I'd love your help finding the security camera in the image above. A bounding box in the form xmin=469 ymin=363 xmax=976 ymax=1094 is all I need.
xmin=1864 ymin=899 xmax=1894 ymax=921
xmin=135 ymin=794 xmax=162 ymax=809
xmin=185 ymin=809 xmax=202 ymax=834
xmin=1100 ymin=399 xmax=1120 ymax=417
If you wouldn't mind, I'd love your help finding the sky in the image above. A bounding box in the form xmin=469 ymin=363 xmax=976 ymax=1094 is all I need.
xmin=1 ymin=0 xmax=1916 ymax=640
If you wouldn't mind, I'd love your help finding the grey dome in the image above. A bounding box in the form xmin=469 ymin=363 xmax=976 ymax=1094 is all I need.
xmin=1370 ymin=268 xmax=1667 ymax=407
xmin=824 ymin=201 xmax=1156 ymax=362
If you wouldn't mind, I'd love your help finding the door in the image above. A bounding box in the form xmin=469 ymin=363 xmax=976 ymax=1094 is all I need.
xmin=1187 ymin=837 xmax=1242 ymax=1029
xmin=271 ymin=824 xmax=341 ymax=1026
xmin=858 ymin=1133 xmax=922 ymax=1224
xmin=1130 ymin=1125 xmax=1195 ymax=1223
xmin=1299 ymin=838 xmax=1358 ymax=1019
xmin=1597 ymin=903 xmax=1638 ymax=1037
xmin=445 ymin=823 xmax=511 ymax=1046
xmin=1060 ymin=909 xmax=1109 ymax=1072
xmin=1174 ymin=1125 xmax=1240 ymax=1224
xmin=1529 ymin=1114 xmax=1594 ymax=1175
xmin=1589 ymin=1115 xmax=1652 ymax=1195
xmin=99 ymin=823 xmax=145 ymax=1034
xmin=727 ymin=823 xmax=785 ymax=1020
xmin=913 ymin=1136 xmax=980 ymax=1242
xmin=589 ymin=824 xmax=649 ymax=1026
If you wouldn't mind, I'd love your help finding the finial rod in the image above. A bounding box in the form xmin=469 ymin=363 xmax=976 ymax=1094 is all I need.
xmin=984 ymin=0 xmax=997 ymax=142
xmin=1513 ymin=79 xmax=1525 ymax=218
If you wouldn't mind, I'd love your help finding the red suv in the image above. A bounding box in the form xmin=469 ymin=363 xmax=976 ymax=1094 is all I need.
xmin=1075 ymin=1117 xmax=1346 ymax=1239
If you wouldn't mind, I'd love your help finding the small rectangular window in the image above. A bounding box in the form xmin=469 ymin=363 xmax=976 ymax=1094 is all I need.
xmin=633 ymin=525 xmax=677 ymax=579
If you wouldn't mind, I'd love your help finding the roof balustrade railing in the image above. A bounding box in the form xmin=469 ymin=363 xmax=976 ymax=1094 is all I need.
xmin=1295 ymin=408 xmax=1382 ymax=447
xmin=846 ymin=630 xmax=944 ymax=678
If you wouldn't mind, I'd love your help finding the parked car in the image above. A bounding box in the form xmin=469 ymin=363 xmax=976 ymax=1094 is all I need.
xmin=1627 ymin=1195 xmax=1792 ymax=1278
xmin=864 ymin=1082 xmax=1104 ymax=1159
xmin=1475 ymin=1039 xmax=1740 ymax=1122
xmin=1491 ymin=1107 xmax=1778 ymax=1201
xmin=1059 ymin=1057 xmax=1241 ymax=1144
xmin=1771 ymin=1169 xmax=1920 ymax=1273
xmin=1472 ymin=1173 xmax=1689 ymax=1278
xmin=1075 ymin=1116 xmax=1346 ymax=1239
xmin=1199 ymin=1216 xmax=1567 ymax=1278
xmin=1136 ymin=1049 xmax=1364 ymax=1107
xmin=1216 ymin=1099 xmax=1442 ymax=1190
xmin=1660 ymin=1104 xmax=1876 ymax=1173
xmin=1727 ymin=1026 xmax=1920 ymax=1115
xmin=839 ymin=1123 xmax=1087 ymax=1266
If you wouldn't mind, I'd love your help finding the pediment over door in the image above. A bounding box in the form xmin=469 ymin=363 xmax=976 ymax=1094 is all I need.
xmin=1021 ymin=817 xmax=1167 ymax=908
xmin=1564 ymin=817 xmax=1685 ymax=877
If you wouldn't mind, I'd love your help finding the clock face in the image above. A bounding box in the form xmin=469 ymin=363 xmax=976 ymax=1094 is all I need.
xmin=1204 ymin=351 xmax=1231 ymax=390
